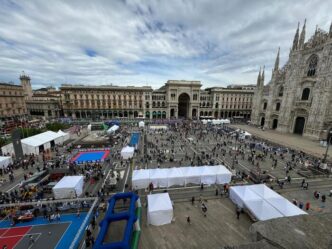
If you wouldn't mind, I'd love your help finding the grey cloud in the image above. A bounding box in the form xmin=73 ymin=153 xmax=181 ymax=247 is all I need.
xmin=0 ymin=0 xmax=331 ymax=89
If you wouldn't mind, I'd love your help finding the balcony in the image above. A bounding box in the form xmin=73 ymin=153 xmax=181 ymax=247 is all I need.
xmin=295 ymin=99 xmax=312 ymax=108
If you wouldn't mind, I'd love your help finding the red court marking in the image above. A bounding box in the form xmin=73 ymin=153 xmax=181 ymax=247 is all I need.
xmin=0 ymin=236 xmax=23 ymax=249
xmin=3 ymin=226 xmax=31 ymax=236
xmin=0 ymin=228 xmax=8 ymax=237
xmin=0 ymin=226 xmax=32 ymax=249
xmin=101 ymin=150 xmax=110 ymax=160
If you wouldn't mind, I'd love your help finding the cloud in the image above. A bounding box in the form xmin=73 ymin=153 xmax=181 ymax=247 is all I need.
xmin=0 ymin=0 xmax=331 ymax=89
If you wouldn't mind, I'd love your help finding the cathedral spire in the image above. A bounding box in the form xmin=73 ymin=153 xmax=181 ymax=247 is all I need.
xmin=329 ymin=21 xmax=332 ymax=38
xmin=261 ymin=66 xmax=265 ymax=87
xmin=292 ymin=22 xmax=300 ymax=51
xmin=274 ymin=47 xmax=280 ymax=71
xmin=257 ymin=67 xmax=261 ymax=87
xmin=299 ymin=19 xmax=306 ymax=48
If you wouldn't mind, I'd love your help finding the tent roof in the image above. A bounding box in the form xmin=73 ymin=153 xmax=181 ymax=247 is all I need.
xmin=266 ymin=197 xmax=307 ymax=217
xmin=148 ymin=193 xmax=172 ymax=212
xmin=53 ymin=175 xmax=83 ymax=189
xmin=57 ymin=130 xmax=68 ymax=136
xmin=245 ymin=199 xmax=283 ymax=221
xmin=149 ymin=168 xmax=169 ymax=179
xmin=132 ymin=169 xmax=150 ymax=181
xmin=0 ymin=156 xmax=11 ymax=162
xmin=121 ymin=146 xmax=134 ymax=153
xmin=21 ymin=131 xmax=63 ymax=147
xmin=230 ymin=186 xmax=261 ymax=202
xmin=182 ymin=166 xmax=202 ymax=177
xmin=167 ymin=167 xmax=184 ymax=178
xmin=248 ymin=184 xmax=280 ymax=199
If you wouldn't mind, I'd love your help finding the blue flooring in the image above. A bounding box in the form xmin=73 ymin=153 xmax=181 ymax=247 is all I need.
xmin=75 ymin=151 xmax=106 ymax=163
xmin=129 ymin=133 xmax=140 ymax=147
xmin=0 ymin=213 xmax=87 ymax=249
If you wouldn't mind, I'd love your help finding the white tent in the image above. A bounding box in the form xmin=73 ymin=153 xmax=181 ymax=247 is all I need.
xmin=57 ymin=130 xmax=70 ymax=143
xmin=52 ymin=175 xmax=84 ymax=199
xmin=1 ymin=143 xmax=14 ymax=156
xmin=147 ymin=193 xmax=173 ymax=226
xmin=201 ymin=166 xmax=217 ymax=185
xmin=138 ymin=121 xmax=145 ymax=128
xmin=149 ymin=168 xmax=169 ymax=188
xmin=266 ymin=197 xmax=307 ymax=217
xmin=248 ymin=184 xmax=280 ymax=199
xmin=107 ymin=125 xmax=119 ymax=134
xmin=121 ymin=146 xmax=135 ymax=159
xmin=0 ymin=156 xmax=13 ymax=169
xmin=229 ymin=186 xmax=261 ymax=208
xmin=229 ymin=184 xmax=307 ymax=221
xmin=21 ymin=131 xmax=64 ymax=155
xmin=214 ymin=166 xmax=233 ymax=184
xmin=149 ymin=125 xmax=168 ymax=130
xmin=132 ymin=169 xmax=150 ymax=189
xmin=202 ymin=120 xmax=208 ymax=125
xmin=167 ymin=167 xmax=185 ymax=187
xmin=245 ymin=199 xmax=283 ymax=221
xmin=131 ymin=165 xmax=232 ymax=189
xmin=182 ymin=167 xmax=202 ymax=185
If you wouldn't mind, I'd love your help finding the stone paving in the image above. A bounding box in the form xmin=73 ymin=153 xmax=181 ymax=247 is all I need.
xmin=231 ymin=124 xmax=332 ymax=160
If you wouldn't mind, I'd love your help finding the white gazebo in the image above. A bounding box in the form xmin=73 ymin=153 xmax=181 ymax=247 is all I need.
xmin=147 ymin=193 xmax=173 ymax=226
xmin=0 ymin=156 xmax=13 ymax=169
xmin=120 ymin=146 xmax=135 ymax=159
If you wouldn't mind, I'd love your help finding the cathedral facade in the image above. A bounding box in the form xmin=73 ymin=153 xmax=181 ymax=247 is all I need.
xmin=251 ymin=20 xmax=332 ymax=140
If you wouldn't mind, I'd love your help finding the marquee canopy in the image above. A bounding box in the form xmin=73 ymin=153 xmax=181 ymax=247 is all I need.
xmin=147 ymin=193 xmax=173 ymax=226
xmin=132 ymin=165 xmax=232 ymax=189
xmin=0 ymin=156 xmax=13 ymax=169
xmin=52 ymin=175 xmax=84 ymax=199
xmin=230 ymin=184 xmax=307 ymax=221
xmin=21 ymin=130 xmax=67 ymax=155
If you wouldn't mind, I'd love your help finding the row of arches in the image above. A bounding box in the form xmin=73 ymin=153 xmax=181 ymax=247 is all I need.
xmin=68 ymin=110 xmax=141 ymax=119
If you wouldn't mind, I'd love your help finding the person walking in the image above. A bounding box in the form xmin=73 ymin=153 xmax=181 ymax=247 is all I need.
xmin=305 ymin=201 xmax=310 ymax=211
xmin=191 ymin=196 xmax=195 ymax=205
xmin=29 ymin=235 xmax=35 ymax=246
xmin=301 ymin=179 xmax=305 ymax=188
xmin=236 ymin=206 xmax=241 ymax=219
xmin=186 ymin=216 xmax=191 ymax=224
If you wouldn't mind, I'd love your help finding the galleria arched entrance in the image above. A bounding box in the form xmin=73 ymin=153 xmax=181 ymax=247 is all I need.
xmin=178 ymin=93 xmax=190 ymax=118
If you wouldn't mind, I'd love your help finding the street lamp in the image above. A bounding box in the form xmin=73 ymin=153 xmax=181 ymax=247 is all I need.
xmin=323 ymin=130 xmax=332 ymax=163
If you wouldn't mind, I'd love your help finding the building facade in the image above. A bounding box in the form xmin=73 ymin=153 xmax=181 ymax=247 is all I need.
xmin=0 ymin=75 xmax=29 ymax=122
xmin=251 ymin=20 xmax=332 ymax=140
xmin=26 ymin=87 xmax=62 ymax=119
xmin=60 ymin=80 xmax=254 ymax=120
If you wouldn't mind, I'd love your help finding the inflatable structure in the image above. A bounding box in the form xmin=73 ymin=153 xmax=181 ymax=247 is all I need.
xmin=94 ymin=192 xmax=141 ymax=249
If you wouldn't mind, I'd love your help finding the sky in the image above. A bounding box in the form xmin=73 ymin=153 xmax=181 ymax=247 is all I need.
xmin=0 ymin=0 xmax=331 ymax=89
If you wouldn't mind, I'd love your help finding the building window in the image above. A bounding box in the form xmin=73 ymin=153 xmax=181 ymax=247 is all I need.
xmin=193 ymin=94 xmax=198 ymax=101
xmin=307 ymin=55 xmax=318 ymax=77
xmin=263 ymin=102 xmax=267 ymax=110
xmin=301 ymin=88 xmax=310 ymax=100
xmin=276 ymin=102 xmax=281 ymax=111
xmin=278 ymin=87 xmax=284 ymax=97
xmin=215 ymin=103 xmax=219 ymax=109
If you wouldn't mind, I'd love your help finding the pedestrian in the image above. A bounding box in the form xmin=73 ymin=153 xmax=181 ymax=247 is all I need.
xmin=236 ymin=206 xmax=241 ymax=219
xmin=191 ymin=196 xmax=195 ymax=205
xmin=186 ymin=216 xmax=191 ymax=224
xmin=322 ymin=194 xmax=326 ymax=202
xmin=301 ymin=179 xmax=305 ymax=188
xmin=29 ymin=235 xmax=35 ymax=246
xmin=215 ymin=188 xmax=219 ymax=196
xmin=299 ymin=201 xmax=303 ymax=209
xmin=305 ymin=201 xmax=310 ymax=211
xmin=77 ymin=209 xmax=80 ymax=217
xmin=200 ymin=183 xmax=204 ymax=191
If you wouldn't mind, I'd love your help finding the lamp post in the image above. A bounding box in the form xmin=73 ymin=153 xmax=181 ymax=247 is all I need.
xmin=323 ymin=130 xmax=332 ymax=163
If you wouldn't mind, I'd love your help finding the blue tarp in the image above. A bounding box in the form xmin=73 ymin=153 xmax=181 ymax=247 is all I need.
xmin=129 ymin=133 xmax=140 ymax=147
